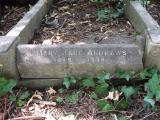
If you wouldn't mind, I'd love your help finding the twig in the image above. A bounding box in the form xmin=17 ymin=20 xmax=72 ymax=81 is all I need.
xmin=113 ymin=114 xmax=118 ymax=120
xmin=75 ymin=113 xmax=80 ymax=120
xmin=33 ymin=99 xmax=56 ymax=106
xmin=3 ymin=95 xmax=8 ymax=120
xmin=94 ymin=38 xmax=103 ymax=43
xmin=114 ymin=97 xmax=124 ymax=110
xmin=8 ymin=116 xmax=45 ymax=120
xmin=139 ymin=112 xmax=155 ymax=120
xmin=8 ymin=90 xmax=22 ymax=117
xmin=3 ymin=11 xmax=13 ymax=19
xmin=51 ymin=19 xmax=67 ymax=40
xmin=97 ymin=110 xmax=131 ymax=115
xmin=56 ymin=19 xmax=67 ymax=33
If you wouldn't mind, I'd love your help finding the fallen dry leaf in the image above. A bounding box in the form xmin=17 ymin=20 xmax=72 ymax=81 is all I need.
xmin=58 ymin=114 xmax=75 ymax=120
xmin=47 ymin=87 xmax=57 ymax=95
xmin=58 ymin=6 xmax=70 ymax=11
xmin=105 ymin=91 xmax=122 ymax=101
xmin=27 ymin=93 xmax=43 ymax=106
xmin=0 ymin=113 xmax=3 ymax=120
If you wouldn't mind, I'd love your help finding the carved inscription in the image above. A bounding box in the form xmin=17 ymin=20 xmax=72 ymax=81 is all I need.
xmin=30 ymin=48 xmax=127 ymax=64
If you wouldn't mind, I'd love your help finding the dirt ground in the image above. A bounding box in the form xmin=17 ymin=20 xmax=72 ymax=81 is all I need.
xmin=0 ymin=6 xmax=29 ymax=35
xmin=0 ymin=85 xmax=159 ymax=120
xmin=147 ymin=0 xmax=160 ymax=25
xmin=31 ymin=0 xmax=135 ymax=45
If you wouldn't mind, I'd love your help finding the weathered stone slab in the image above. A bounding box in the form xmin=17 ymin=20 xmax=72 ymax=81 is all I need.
xmin=18 ymin=79 xmax=64 ymax=88
xmin=125 ymin=1 xmax=159 ymax=33
xmin=98 ymin=34 xmax=135 ymax=44
xmin=0 ymin=0 xmax=53 ymax=79
xmin=144 ymin=29 xmax=160 ymax=69
xmin=125 ymin=1 xmax=160 ymax=69
xmin=6 ymin=0 xmax=53 ymax=44
xmin=17 ymin=44 xmax=143 ymax=78
xmin=79 ymin=34 xmax=136 ymax=44
xmin=0 ymin=36 xmax=20 ymax=79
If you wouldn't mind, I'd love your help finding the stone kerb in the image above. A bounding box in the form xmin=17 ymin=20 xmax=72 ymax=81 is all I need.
xmin=0 ymin=0 xmax=53 ymax=79
xmin=0 ymin=36 xmax=20 ymax=79
xmin=125 ymin=1 xmax=159 ymax=32
xmin=17 ymin=44 xmax=143 ymax=79
xmin=125 ymin=1 xmax=160 ymax=69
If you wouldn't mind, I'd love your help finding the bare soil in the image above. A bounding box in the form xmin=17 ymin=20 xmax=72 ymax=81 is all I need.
xmin=0 ymin=6 xmax=29 ymax=35
xmin=31 ymin=0 xmax=135 ymax=45
xmin=147 ymin=0 xmax=160 ymax=25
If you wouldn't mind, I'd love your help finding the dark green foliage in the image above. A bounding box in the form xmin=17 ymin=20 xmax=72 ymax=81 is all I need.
xmin=97 ymin=99 xmax=114 ymax=111
xmin=90 ymin=92 xmax=98 ymax=100
xmin=115 ymin=99 xmax=129 ymax=110
xmin=56 ymin=96 xmax=63 ymax=103
xmin=121 ymin=86 xmax=137 ymax=100
xmin=97 ymin=71 xmax=110 ymax=83
xmin=65 ymin=92 xmax=79 ymax=104
xmin=18 ymin=91 xmax=30 ymax=107
xmin=115 ymin=69 xmax=135 ymax=81
xmin=0 ymin=78 xmax=17 ymax=96
xmin=63 ymin=76 xmax=76 ymax=89
xmin=82 ymin=76 xmax=95 ymax=88
xmin=57 ymin=65 xmax=160 ymax=112
xmin=95 ymin=83 xmax=109 ymax=96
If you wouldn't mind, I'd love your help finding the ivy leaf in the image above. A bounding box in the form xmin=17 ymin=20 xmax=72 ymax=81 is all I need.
xmin=0 ymin=78 xmax=17 ymax=96
xmin=65 ymin=92 xmax=79 ymax=104
xmin=148 ymin=65 xmax=158 ymax=76
xmin=115 ymin=99 xmax=129 ymax=110
xmin=97 ymin=99 xmax=113 ymax=111
xmin=63 ymin=77 xmax=70 ymax=89
xmin=98 ymin=9 xmax=109 ymax=23
xmin=140 ymin=68 xmax=151 ymax=80
xmin=97 ymin=71 xmax=110 ymax=83
xmin=56 ymin=96 xmax=63 ymax=103
xmin=111 ymin=11 xmax=120 ymax=19
xmin=155 ymin=91 xmax=160 ymax=101
xmin=18 ymin=99 xmax=25 ymax=107
xmin=95 ymin=83 xmax=108 ymax=96
xmin=89 ymin=0 xmax=98 ymax=3
xmin=10 ymin=94 xmax=17 ymax=102
xmin=19 ymin=91 xmax=30 ymax=100
xmin=145 ymin=73 xmax=160 ymax=101
xmin=119 ymin=116 xmax=127 ymax=120
xmin=82 ymin=77 xmax=95 ymax=88
xmin=121 ymin=86 xmax=137 ymax=99
xmin=115 ymin=70 xmax=134 ymax=81
xmin=144 ymin=96 xmax=155 ymax=109
xmin=90 ymin=92 xmax=98 ymax=100
xmin=58 ymin=88 xmax=66 ymax=93
xmin=70 ymin=77 xmax=76 ymax=84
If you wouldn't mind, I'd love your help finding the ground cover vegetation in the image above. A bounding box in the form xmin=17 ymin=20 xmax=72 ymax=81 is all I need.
xmin=0 ymin=0 xmax=160 ymax=119
xmin=0 ymin=65 xmax=160 ymax=119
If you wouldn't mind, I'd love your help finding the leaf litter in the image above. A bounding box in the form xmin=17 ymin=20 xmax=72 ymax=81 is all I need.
xmin=0 ymin=6 xmax=29 ymax=35
xmin=31 ymin=0 xmax=135 ymax=45
xmin=0 ymin=84 xmax=159 ymax=120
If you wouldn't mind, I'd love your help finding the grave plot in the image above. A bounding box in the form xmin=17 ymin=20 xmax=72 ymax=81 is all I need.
xmin=31 ymin=1 xmax=135 ymax=45
xmin=16 ymin=0 xmax=143 ymax=85
xmin=2 ymin=0 xmax=160 ymax=87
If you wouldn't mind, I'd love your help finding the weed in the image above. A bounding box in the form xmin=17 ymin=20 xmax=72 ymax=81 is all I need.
xmin=56 ymin=65 xmax=160 ymax=112
xmin=0 ymin=78 xmax=17 ymax=97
